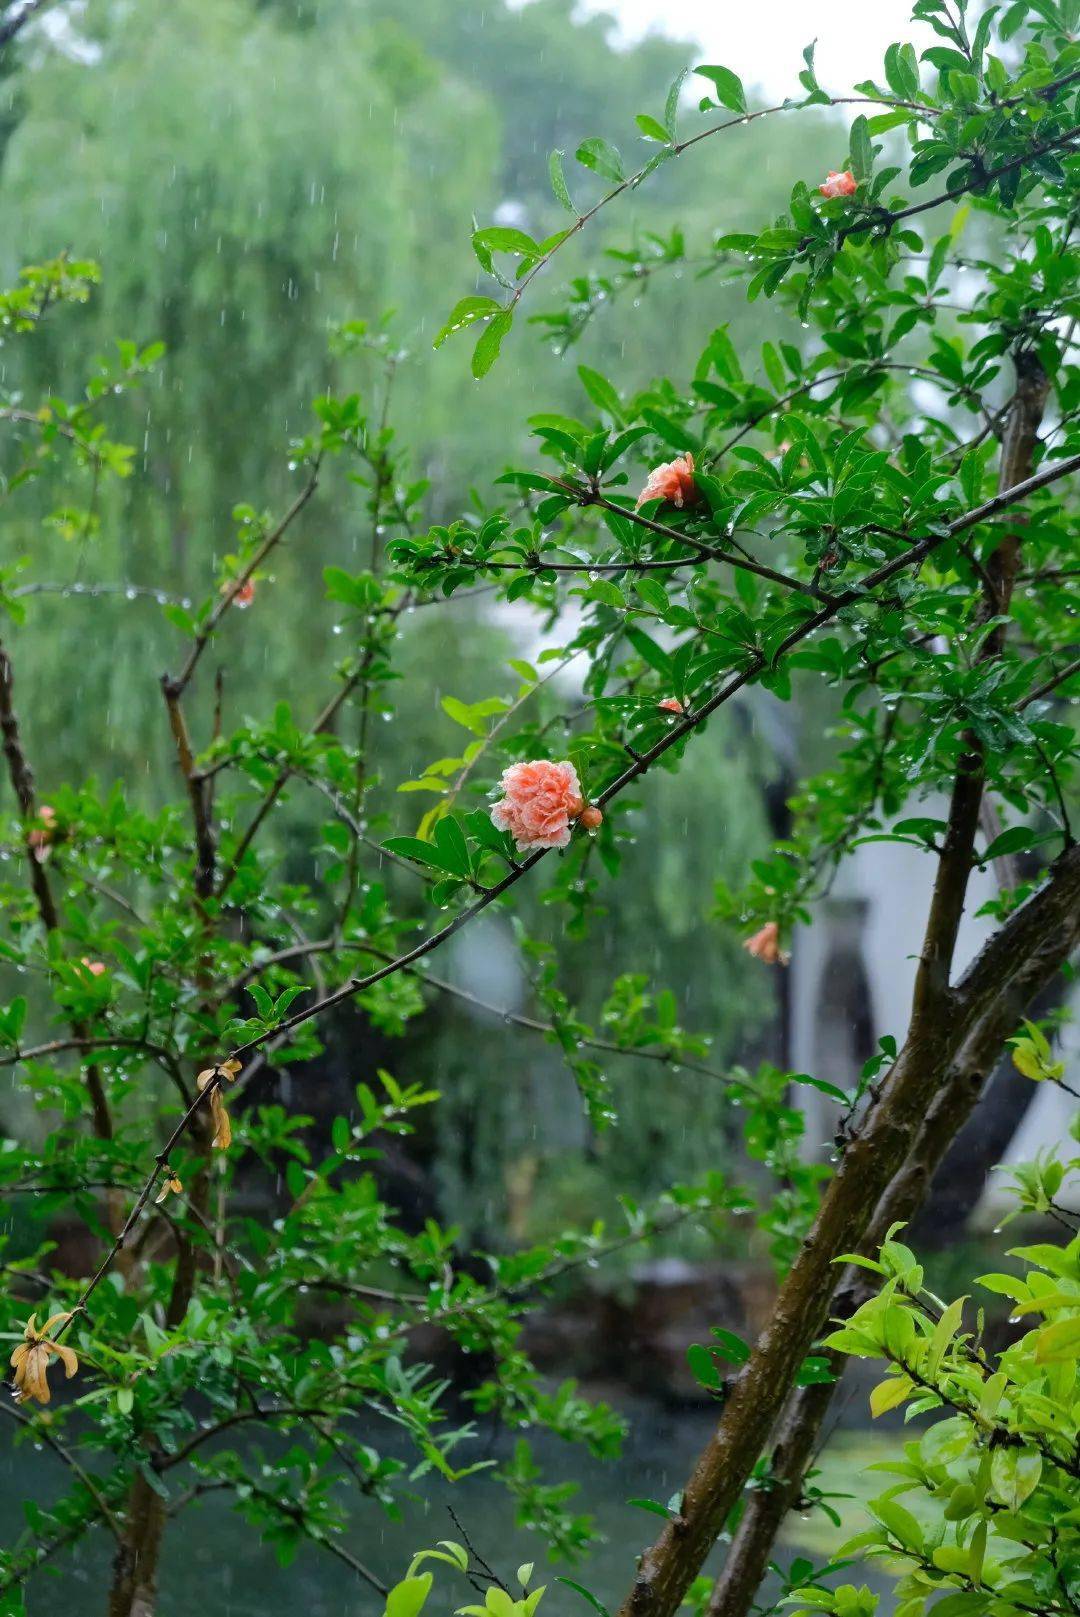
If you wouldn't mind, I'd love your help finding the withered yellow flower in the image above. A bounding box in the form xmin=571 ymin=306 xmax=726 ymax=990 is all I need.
xmin=10 ymin=1312 xmax=79 ymax=1405
xmin=155 ymin=1166 xmax=183 ymax=1204
xmin=196 ymin=1059 xmax=242 ymax=1151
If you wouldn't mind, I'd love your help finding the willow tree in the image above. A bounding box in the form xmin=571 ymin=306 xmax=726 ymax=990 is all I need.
xmin=1 ymin=2 xmax=1079 ymax=1616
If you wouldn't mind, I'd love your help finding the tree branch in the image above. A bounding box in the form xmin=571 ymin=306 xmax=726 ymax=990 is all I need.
xmin=170 ymin=462 xmax=320 ymax=697
xmin=614 ymin=349 xmax=1055 ymax=1617
xmin=0 ymin=1402 xmax=123 ymax=1543
xmin=54 ymin=452 xmax=1080 ymax=1337
xmin=0 ymin=0 xmax=53 ymax=51
xmin=705 ymin=903 xmax=1077 ymax=1617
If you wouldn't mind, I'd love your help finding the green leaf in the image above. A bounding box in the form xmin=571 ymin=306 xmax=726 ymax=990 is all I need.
xmin=472 ymin=311 xmax=513 ymax=379
xmin=958 ymin=448 xmax=983 ymax=507
xmin=754 ymin=228 xmax=802 ymax=253
xmin=761 ymin=341 xmax=786 ymax=393
xmin=925 ymin=1295 xmax=965 ymax=1378
xmin=625 ymin=625 xmax=673 ymax=677
xmin=635 ymin=113 xmax=671 ymax=144
xmin=434 ymin=296 xmax=501 ymax=350
xmin=849 ymin=114 xmax=874 ymax=182
xmin=626 ymin=1497 xmax=675 ymax=1519
xmin=433 ymin=815 xmax=470 ymax=877
xmin=869 ymin=1374 xmax=914 ymax=1417
xmin=871 ymin=1497 xmax=923 ymax=1549
xmin=795 ymin=1355 xmax=836 ymax=1386
xmin=633 ymin=577 xmax=670 ymax=613
xmin=472 ymin=226 xmax=540 ymax=263
xmin=793 ymin=1072 xmax=848 ymax=1104
xmin=990 ymin=1448 xmax=1042 ymax=1510
xmin=586 ymin=578 xmax=625 ymax=608
xmin=549 ymin=149 xmax=575 ymax=213
xmin=687 ymin=1342 xmax=724 ymax=1388
xmin=1035 ymin=1316 xmax=1080 ymax=1362
xmin=382 ymin=836 xmax=448 ymax=871
xmin=575 ymin=137 xmax=626 ymax=182
xmin=385 ymin=1574 xmax=433 ymax=1617
xmin=557 ymin=1580 xmax=610 ymax=1617
xmin=577 ymin=365 xmax=623 ymax=421
xmin=163 ymin=603 xmax=197 ymax=636
xmin=695 ymin=64 xmax=747 ymax=114
xmin=982 ymin=825 xmax=1035 ymax=862
xmin=664 ymin=68 xmax=689 ymax=138
xmin=709 ymin=1327 xmax=751 ymax=1365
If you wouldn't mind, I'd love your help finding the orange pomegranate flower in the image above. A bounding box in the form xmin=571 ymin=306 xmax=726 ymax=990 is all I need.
xmin=491 ymin=760 xmax=585 ymax=851
xmin=819 ymin=169 xmax=857 ymax=199
xmin=636 ymin=453 xmax=698 ymax=511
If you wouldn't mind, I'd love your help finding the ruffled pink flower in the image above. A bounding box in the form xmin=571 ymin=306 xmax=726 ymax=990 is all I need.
xmin=636 ymin=453 xmax=698 ymax=511
xmin=658 ymin=697 xmax=684 ymax=715
xmin=491 ymin=760 xmax=585 ymax=851
xmin=819 ymin=169 xmax=857 ymax=199
xmin=742 ymin=922 xmax=789 ymax=966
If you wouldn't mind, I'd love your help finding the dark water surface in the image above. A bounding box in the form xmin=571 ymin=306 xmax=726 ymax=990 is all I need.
xmin=0 ymin=1393 xmax=896 ymax=1615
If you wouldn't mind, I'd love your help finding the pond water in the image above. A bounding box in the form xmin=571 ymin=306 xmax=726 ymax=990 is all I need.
xmin=0 ymin=1393 xmax=897 ymax=1615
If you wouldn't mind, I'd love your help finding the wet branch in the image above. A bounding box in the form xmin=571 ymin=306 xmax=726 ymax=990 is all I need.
xmin=49 ymin=450 xmax=1080 ymax=1364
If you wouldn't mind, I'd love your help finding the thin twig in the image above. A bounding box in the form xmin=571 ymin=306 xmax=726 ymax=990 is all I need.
xmin=0 ymin=1402 xmax=123 ymax=1542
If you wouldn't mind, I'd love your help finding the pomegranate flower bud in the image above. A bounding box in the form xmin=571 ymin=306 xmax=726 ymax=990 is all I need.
xmin=658 ymin=697 xmax=684 ymax=715
xmin=579 ymin=805 xmax=603 ymax=831
xmin=28 ymin=804 xmax=56 ymax=862
xmin=819 ymin=169 xmax=857 ymax=199
xmin=742 ymin=921 xmax=789 ymax=966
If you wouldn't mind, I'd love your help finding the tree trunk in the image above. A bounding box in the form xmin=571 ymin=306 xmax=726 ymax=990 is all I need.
xmin=706 ymin=911 xmax=1072 ymax=1617
xmin=106 ymin=1112 xmax=214 ymax=1616
xmin=615 ymin=352 xmax=1056 ymax=1617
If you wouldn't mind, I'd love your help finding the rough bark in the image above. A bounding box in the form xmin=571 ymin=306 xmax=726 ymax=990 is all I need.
xmin=706 ymin=899 xmax=1077 ymax=1617
xmin=618 ymin=838 xmax=1080 ymax=1617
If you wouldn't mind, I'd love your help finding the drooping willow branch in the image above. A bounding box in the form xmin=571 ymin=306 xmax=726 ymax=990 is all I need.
xmin=52 ymin=446 xmax=1080 ymax=1338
